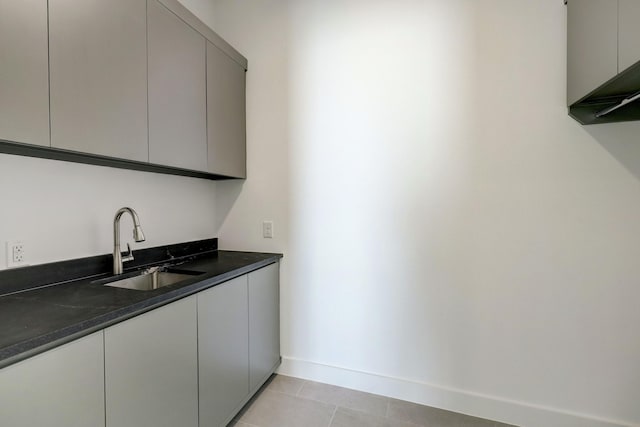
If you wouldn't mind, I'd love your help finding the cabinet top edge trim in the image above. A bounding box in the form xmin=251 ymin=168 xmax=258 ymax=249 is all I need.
xmin=155 ymin=0 xmax=248 ymax=70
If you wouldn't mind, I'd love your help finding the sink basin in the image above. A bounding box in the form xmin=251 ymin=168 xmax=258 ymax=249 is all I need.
xmin=99 ymin=267 xmax=204 ymax=291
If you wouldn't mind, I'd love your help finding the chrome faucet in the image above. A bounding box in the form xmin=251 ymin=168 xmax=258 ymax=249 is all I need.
xmin=113 ymin=207 xmax=146 ymax=275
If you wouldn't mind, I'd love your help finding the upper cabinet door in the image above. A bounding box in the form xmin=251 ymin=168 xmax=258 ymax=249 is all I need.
xmin=0 ymin=0 xmax=49 ymax=147
xmin=618 ymin=0 xmax=640 ymax=72
xmin=566 ymin=0 xmax=618 ymax=105
xmin=207 ymin=42 xmax=247 ymax=178
xmin=49 ymin=0 xmax=148 ymax=161
xmin=148 ymin=0 xmax=207 ymax=172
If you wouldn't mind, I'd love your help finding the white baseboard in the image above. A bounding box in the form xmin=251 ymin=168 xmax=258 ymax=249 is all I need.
xmin=277 ymin=356 xmax=637 ymax=427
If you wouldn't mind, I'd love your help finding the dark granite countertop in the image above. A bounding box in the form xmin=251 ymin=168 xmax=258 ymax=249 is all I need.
xmin=0 ymin=239 xmax=282 ymax=369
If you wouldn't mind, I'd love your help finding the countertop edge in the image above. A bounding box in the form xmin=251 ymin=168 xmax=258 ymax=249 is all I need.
xmin=0 ymin=253 xmax=282 ymax=369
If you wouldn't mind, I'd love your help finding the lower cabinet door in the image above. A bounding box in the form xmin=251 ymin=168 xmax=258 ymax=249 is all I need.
xmin=105 ymin=296 xmax=198 ymax=427
xmin=198 ymin=275 xmax=249 ymax=427
xmin=248 ymin=262 xmax=281 ymax=392
xmin=0 ymin=332 xmax=105 ymax=427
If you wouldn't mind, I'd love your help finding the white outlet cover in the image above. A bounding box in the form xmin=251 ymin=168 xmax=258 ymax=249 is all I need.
xmin=6 ymin=241 xmax=27 ymax=268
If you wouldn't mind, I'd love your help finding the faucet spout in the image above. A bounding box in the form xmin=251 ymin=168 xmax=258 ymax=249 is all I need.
xmin=113 ymin=207 xmax=146 ymax=275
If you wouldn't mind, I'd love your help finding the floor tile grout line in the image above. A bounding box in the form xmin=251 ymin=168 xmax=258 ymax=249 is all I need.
xmin=295 ymin=381 xmax=389 ymax=400
xmin=261 ymin=388 xmax=333 ymax=407
xmin=296 ymin=379 xmax=391 ymax=402
xmin=264 ymin=388 xmax=392 ymax=421
xmin=299 ymin=394 xmax=389 ymax=418
xmin=326 ymin=405 xmax=338 ymax=427
xmin=246 ymin=378 xmax=497 ymax=427
xmin=244 ymin=386 xmax=340 ymax=427
xmin=271 ymin=375 xmax=505 ymax=427
xmin=263 ymin=377 xmax=306 ymax=397
xmin=279 ymin=374 xmax=393 ymax=403
xmin=296 ymin=379 xmax=306 ymax=396
xmin=266 ymin=383 xmax=391 ymax=419
xmin=334 ymin=405 xmax=428 ymax=427
xmin=336 ymin=404 xmax=406 ymax=423
xmin=266 ymin=389 xmax=296 ymax=396
xmin=267 ymin=389 xmax=345 ymax=409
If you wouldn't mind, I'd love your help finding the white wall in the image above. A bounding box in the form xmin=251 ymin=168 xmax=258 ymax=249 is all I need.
xmin=206 ymin=1 xmax=640 ymax=426
xmin=0 ymin=154 xmax=217 ymax=269
xmin=2 ymin=0 xmax=638 ymax=425
xmin=177 ymin=0 xmax=290 ymax=257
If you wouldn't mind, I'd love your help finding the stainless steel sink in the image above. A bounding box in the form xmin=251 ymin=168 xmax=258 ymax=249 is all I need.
xmin=99 ymin=267 xmax=204 ymax=291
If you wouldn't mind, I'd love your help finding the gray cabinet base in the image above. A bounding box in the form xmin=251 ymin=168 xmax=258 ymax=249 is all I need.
xmin=221 ymin=358 xmax=282 ymax=427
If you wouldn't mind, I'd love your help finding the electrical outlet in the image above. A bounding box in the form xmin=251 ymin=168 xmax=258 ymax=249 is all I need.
xmin=6 ymin=241 xmax=27 ymax=268
xmin=262 ymin=221 xmax=274 ymax=239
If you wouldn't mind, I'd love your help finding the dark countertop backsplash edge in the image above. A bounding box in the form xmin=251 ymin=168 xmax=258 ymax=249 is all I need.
xmin=0 ymin=238 xmax=219 ymax=297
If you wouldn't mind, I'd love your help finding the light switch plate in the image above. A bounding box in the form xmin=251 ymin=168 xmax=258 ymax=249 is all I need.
xmin=262 ymin=221 xmax=274 ymax=238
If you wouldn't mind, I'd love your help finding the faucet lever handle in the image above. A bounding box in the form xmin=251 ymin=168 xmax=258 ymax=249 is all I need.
xmin=121 ymin=243 xmax=134 ymax=263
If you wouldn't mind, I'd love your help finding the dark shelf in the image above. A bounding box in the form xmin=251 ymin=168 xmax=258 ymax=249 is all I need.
xmin=0 ymin=139 xmax=243 ymax=181
xmin=569 ymin=61 xmax=640 ymax=125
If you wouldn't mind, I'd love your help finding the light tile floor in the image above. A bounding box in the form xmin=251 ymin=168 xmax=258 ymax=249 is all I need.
xmin=230 ymin=375 xmax=517 ymax=427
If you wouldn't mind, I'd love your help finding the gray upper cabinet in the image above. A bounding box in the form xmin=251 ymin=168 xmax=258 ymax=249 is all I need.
xmin=198 ymin=275 xmax=250 ymax=427
xmin=0 ymin=332 xmax=104 ymax=427
xmin=0 ymin=0 xmax=49 ymax=147
xmin=207 ymin=42 xmax=247 ymax=178
xmin=248 ymin=262 xmax=281 ymax=392
xmin=566 ymin=0 xmax=618 ymax=105
xmin=105 ymin=296 xmax=198 ymax=427
xmin=618 ymin=0 xmax=640 ymax=73
xmin=148 ymin=0 xmax=208 ymax=172
xmin=49 ymin=0 xmax=148 ymax=161
xmin=0 ymin=0 xmax=247 ymax=179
